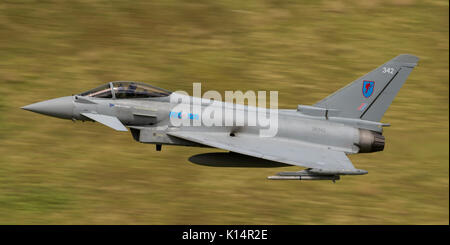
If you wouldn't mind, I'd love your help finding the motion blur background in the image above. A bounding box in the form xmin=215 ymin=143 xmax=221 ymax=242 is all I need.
xmin=0 ymin=0 xmax=448 ymax=224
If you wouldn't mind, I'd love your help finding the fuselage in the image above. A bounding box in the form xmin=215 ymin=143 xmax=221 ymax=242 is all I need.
xmin=22 ymin=82 xmax=385 ymax=155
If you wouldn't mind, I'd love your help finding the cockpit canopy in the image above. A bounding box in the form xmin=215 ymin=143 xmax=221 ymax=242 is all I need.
xmin=79 ymin=81 xmax=172 ymax=99
xmin=79 ymin=84 xmax=112 ymax=98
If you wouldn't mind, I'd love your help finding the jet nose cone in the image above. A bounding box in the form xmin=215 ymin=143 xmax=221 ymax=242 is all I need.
xmin=22 ymin=96 xmax=74 ymax=119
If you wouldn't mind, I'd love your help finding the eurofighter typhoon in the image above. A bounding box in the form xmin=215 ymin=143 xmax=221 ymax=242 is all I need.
xmin=22 ymin=54 xmax=419 ymax=182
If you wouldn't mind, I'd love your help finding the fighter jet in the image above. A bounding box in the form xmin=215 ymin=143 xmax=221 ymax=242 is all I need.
xmin=22 ymin=54 xmax=419 ymax=182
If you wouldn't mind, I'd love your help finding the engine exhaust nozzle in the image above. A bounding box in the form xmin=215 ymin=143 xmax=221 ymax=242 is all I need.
xmin=357 ymin=129 xmax=385 ymax=153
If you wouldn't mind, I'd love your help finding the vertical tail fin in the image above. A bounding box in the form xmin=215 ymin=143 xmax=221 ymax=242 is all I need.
xmin=313 ymin=54 xmax=419 ymax=122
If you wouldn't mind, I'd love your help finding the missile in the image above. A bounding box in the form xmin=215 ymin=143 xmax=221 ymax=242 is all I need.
xmin=267 ymin=175 xmax=340 ymax=181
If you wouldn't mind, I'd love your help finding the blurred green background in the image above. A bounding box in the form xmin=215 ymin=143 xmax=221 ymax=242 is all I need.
xmin=0 ymin=0 xmax=448 ymax=224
